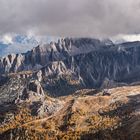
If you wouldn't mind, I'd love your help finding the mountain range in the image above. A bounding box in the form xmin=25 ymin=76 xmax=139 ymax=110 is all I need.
xmin=1 ymin=38 xmax=140 ymax=91
xmin=1 ymin=38 xmax=140 ymax=139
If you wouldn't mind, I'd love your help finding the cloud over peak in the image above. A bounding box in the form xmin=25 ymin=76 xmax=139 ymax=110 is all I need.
xmin=0 ymin=0 xmax=140 ymax=38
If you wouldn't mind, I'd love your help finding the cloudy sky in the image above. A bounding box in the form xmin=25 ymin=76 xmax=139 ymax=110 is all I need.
xmin=0 ymin=0 xmax=140 ymax=38
xmin=1 ymin=0 xmax=140 ymax=56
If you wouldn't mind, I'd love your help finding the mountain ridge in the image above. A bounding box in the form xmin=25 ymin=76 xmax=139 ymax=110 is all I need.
xmin=1 ymin=38 xmax=140 ymax=92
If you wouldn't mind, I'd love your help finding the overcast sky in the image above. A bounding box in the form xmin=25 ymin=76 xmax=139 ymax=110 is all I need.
xmin=0 ymin=0 xmax=140 ymax=38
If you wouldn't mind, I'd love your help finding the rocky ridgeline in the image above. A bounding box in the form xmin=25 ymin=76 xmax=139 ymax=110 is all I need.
xmin=1 ymin=38 xmax=140 ymax=90
xmin=0 ymin=38 xmax=102 ymax=74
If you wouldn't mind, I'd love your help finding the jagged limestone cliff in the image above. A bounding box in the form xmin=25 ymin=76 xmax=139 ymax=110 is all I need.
xmin=1 ymin=38 xmax=140 ymax=91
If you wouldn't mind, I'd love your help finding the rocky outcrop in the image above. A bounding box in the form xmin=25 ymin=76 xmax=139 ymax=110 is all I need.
xmin=16 ymin=80 xmax=45 ymax=103
xmin=28 ymin=80 xmax=44 ymax=95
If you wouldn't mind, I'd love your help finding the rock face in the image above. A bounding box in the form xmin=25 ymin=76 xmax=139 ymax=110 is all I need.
xmin=1 ymin=38 xmax=140 ymax=90
xmin=0 ymin=38 xmax=103 ymax=74
xmin=28 ymin=80 xmax=44 ymax=96
xmin=32 ymin=41 xmax=140 ymax=92
xmin=18 ymin=80 xmax=45 ymax=102
xmin=0 ymin=38 xmax=101 ymax=74
xmin=0 ymin=76 xmax=44 ymax=105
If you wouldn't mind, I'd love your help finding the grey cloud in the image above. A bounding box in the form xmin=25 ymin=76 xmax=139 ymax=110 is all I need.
xmin=0 ymin=0 xmax=140 ymax=38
